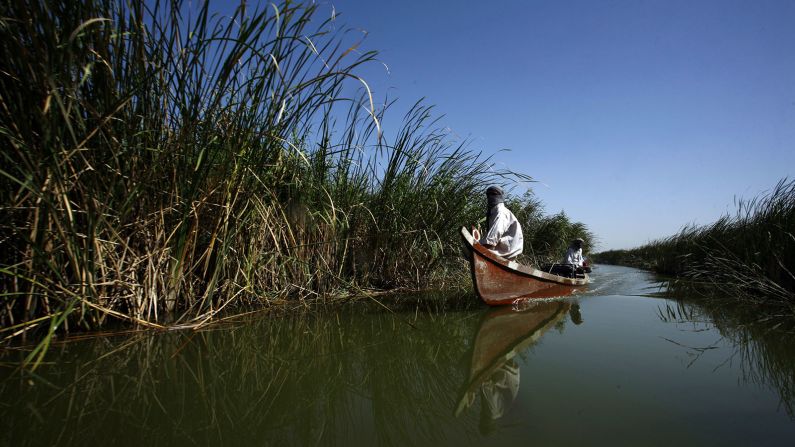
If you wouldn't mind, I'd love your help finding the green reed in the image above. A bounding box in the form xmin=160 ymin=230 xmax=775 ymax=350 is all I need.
xmin=593 ymin=178 xmax=795 ymax=314
xmin=0 ymin=0 xmax=540 ymax=357
xmin=506 ymin=192 xmax=595 ymax=265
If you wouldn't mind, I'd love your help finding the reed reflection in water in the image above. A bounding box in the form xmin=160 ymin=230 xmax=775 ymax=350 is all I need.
xmin=2 ymin=265 xmax=795 ymax=446
xmin=0 ymin=297 xmax=487 ymax=446
xmin=0 ymin=294 xmax=580 ymax=446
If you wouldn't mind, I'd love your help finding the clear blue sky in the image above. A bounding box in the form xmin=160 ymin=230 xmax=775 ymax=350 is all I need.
xmin=206 ymin=0 xmax=794 ymax=250
xmin=317 ymin=0 xmax=795 ymax=250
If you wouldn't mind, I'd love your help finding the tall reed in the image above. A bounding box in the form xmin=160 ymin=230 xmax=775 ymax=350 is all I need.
xmin=506 ymin=192 xmax=595 ymax=265
xmin=0 ymin=0 xmax=536 ymax=356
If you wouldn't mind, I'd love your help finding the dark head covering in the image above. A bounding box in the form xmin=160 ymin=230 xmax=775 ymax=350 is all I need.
xmin=485 ymin=186 xmax=504 ymax=230
xmin=486 ymin=185 xmax=504 ymax=196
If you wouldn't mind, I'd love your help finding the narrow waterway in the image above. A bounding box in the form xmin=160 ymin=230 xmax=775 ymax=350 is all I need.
xmin=2 ymin=264 xmax=794 ymax=446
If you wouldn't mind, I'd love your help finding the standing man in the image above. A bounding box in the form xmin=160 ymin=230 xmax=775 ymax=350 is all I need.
xmin=472 ymin=186 xmax=523 ymax=260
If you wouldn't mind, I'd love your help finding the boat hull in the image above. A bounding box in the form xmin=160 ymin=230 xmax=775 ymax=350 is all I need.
xmin=460 ymin=227 xmax=588 ymax=305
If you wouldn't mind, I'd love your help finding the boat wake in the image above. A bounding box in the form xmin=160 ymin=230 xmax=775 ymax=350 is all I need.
xmin=581 ymin=265 xmax=663 ymax=297
xmin=511 ymin=295 xmax=577 ymax=311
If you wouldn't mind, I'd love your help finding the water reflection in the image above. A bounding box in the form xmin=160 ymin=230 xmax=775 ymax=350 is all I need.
xmin=657 ymin=299 xmax=795 ymax=418
xmin=2 ymin=268 xmax=795 ymax=446
xmin=455 ymin=301 xmax=571 ymax=434
xmin=0 ymin=301 xmax=486 ymax=446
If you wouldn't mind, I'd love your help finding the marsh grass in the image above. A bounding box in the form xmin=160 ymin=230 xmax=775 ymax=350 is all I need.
xmin=0 ymin=0 xmax=540 ymax=361
xmin=505 ymin=192 xmax=595 ymax=266
xmin=0 ymin=0 xmax=601 ymax=366
xmin=593 ymin=178 xmax=795 ymax=315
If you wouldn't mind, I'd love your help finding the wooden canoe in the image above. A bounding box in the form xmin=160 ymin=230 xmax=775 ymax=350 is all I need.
xmin=454 ymin=300 xmax=570 ymax=417
xmin=460 ymin=226 xmax=588 ymax=305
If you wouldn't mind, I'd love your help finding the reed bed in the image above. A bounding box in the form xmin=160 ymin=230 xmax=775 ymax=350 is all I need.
xmin=0 ymin=0 xmax=559 ymax=359
xmin=593 ymin=178 xmax=795 ymax=315
xmin=507 ymin=192 xmax=595 ymax=266
xmin=0 ymin=0 xmax=595 ymax=362
xmin=0 ymin=0 xmax=512 ymax=349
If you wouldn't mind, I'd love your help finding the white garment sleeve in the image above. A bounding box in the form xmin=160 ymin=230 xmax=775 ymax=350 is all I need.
xmin=482 ymin=213 xmax=508 ymax=247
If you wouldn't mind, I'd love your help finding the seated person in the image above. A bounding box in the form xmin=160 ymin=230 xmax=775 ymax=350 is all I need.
xmin=558 ymin=238 xmax=591 ymax=275
xmin=541 ymin=238 xmax=590 ymax=277
xmin=472 ymin=186 xmax=523 ymax=260
xmin=563 ymin=238 xmax=585 ymax=267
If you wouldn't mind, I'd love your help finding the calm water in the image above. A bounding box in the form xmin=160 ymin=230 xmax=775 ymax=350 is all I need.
xmin=2 ymin=264 xmax=795 ymax=446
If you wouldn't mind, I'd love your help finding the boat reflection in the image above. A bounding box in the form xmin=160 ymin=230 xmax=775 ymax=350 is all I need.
xmin=455 ymin=300 xmax=576 ymax=432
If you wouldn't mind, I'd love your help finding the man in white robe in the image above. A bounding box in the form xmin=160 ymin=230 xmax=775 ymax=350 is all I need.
xmin=473 ymin=186 xmax=523 ymax=260
xmin=563 ymin=238 xmax=584 ymax=267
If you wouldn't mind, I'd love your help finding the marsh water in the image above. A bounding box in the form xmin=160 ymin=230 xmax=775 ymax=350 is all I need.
xmin=2 ymin=265 xmax=795 ymax=446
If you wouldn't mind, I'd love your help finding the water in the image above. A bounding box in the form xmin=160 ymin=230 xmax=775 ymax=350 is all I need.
xmin=2 ymin=264 xmax=794 ymax=446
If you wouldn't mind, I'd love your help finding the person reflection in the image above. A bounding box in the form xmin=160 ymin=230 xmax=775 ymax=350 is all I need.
xmin=456 ymin=301 xmax=578 ymax=434
xmin=569 ymin=302 xmax=583 ymax=325
xmin=479 ymin=358 xmax=520 ymax=435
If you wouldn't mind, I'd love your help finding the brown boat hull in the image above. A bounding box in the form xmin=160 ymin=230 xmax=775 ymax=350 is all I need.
xmin=461 ymin=227 xmax=588 ymax=305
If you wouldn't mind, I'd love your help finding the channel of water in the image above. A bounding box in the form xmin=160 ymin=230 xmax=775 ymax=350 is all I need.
xmin=2 ymin=264 xmax=794 ymax=446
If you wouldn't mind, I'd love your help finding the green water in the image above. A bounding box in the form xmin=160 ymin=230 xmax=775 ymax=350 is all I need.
xmin=2 ymin=264 xmax=795 ymax=446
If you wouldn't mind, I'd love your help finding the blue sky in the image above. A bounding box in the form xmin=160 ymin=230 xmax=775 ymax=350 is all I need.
xmin=316 ymin=0 xmax=795 ymax=250
xmin=204 ymin=0 xmax=794 ymax=250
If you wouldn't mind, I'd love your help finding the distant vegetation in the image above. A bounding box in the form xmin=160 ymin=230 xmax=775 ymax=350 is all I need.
xmin=506 ymin=192 xmax=595 ymax=266
xmin=593 ymin=179 xmax=795 ymax=315
xmin=0 ymin=0 xmax=592 ymax=353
